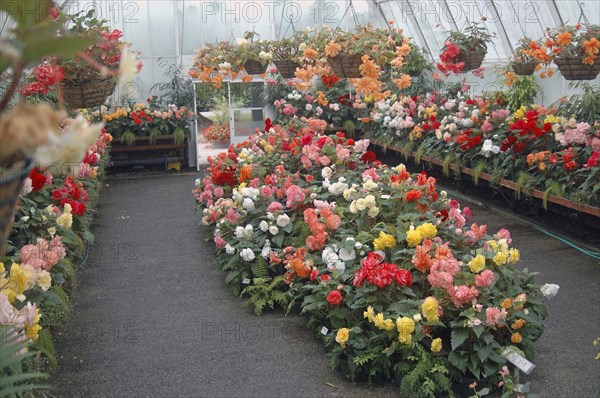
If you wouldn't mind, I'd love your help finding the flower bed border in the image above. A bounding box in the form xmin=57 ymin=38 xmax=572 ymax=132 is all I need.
xmin=370 ymin=139 xmax=600 ymax=218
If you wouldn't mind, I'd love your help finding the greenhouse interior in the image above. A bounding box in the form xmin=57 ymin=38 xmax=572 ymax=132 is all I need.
xmin=1 ymin=0 xmax=600 ymax=397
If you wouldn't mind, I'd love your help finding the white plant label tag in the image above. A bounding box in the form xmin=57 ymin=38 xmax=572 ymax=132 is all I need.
xmin=242 ymin=278 xmax=251 ymax=284
xmin=502 ymin=348 xmax=535 ymax=374
xmin=320 ymin=326 xmax=329 ymax=335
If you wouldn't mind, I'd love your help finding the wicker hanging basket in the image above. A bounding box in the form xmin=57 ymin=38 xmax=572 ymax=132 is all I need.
xmin=1 ymin=156 xmax=35 ymax=254
xmin=273 ymin=59 xmax=300 ymax=79
xmin=61 ymin=78 xmax=116 ymax=109
xmin=327 ymin=53 xmax=364 ymax=78
xmin=243 ymin=60 xmax=265 ymax=75
xmin=455 ymin=50 xmax=486 ymax=71
xmin=554 ymin=57 xmax=600 ymax=80
xmin=512 ymin=61 xmax=538 ymax=76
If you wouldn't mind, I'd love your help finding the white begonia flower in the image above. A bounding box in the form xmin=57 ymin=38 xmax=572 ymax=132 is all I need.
xmin=367 ymin=207 xmax=380 ymax=218
xmin=244 ymin=224 xmax=253 ymax=237
xmin=225 ymin=244 xmax=235 ymax=254
xmin=322 ymin=247 xmax=339 ymax=265
xmin=322 ymin=167 xmax=333 ymax=179
xmin=338 ymin=247 xmax=355 ymax=261
xmin=334 ymin=261 xmax=346 ymax=271
xmin=356 ymin=198 xmax=367 ymax=211
xmin=363 ymin=179 xmax=377 ymax=190
xmin=38 ymin=270 xmax=52 ymax=291
xmin=235 ymin=226 xmax=246 ymax=238
xmin=266 ymin=212 xmax=275 ymax=220
xmin=117 ymin=47 xmax=140 ymax=90
xmin=276 ymin=214 xmax=290 ymax=227
xmin=328 ymin=182 xmax=348 ymax=195
xmin=34 ymin=116 xmax=102 ymax=174
xmin=243 ymin=198 xmax=255 ymax=211
xmin=236 ymin=37 xmax=249 ymax=45
xmin=240 ymin=248 xmax=255 ymax=262
xmin=322 ymin=178 xmax=331 ymax=189
xmin=413 ymin=313 xmax=422 ymax=322
xmin=461 ymin=118 xmax=474 ymax=128
xmin=349 ymin=200 xmax=358 ymax=214
xmin=364 ymin=195 xmax=376 ymax=208
xmin=261 ymin=245 xmax=272 ymax=259
xmin=380 ymin=195 xmax=391 ymax=200
xmin=343 ymin=187 xmax=357 ymax=201
xmin=269 ymin=225 xmax=279 ymax=235
xmin=259 ymin=221 xmax=269 ymax=232
xmin=540 ymin=283 xmax=560 ymax=298
xmin=259 ymin=51 xmax=273 ymax=60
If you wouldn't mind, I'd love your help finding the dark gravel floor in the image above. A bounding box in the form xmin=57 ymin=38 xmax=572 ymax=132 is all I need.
xmin=51 ymin=172 xmax=599 ymax=398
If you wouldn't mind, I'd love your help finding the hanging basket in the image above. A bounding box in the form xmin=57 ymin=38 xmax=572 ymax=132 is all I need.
xmin=512 ymin=61 xmax=538 ymax=76
xmin=243 ymin=60 xmax=265 ymax=75
xmin=553 ymin=57 xmax=600 ymax=80
xmin=0 ymin=156 xmax=35 ymax=254
xmin=455 ymin=50 xmax=486 ymax=71
xmin=61 ymin=78 xmax=116 ymax=109
xmin=273 ymin=59 xmax=299 ymax=79
xmin=327 ymin=53 xmax=364 ymax=78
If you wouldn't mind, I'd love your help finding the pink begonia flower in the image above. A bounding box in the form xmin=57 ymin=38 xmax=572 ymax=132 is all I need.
xmin=214 ymin=187 xmax=224 ymax=198
xmin=214 ymin=236 xmax=227 ymax=249
xmin=0 ymin=292 xmax=15 ymax=323
xmin=449 ymin=285 xmax=480 ymax=308
xmin=261 ymin=186 xmax=273 ymax=198
xmin=336 ymin=144 xmax=350 ymax=161
xmin=475 ymin=269 xmax=495 ymax=287
xmin=481 ymin=120 xmax=493 ymax=134
xmin=285 ymin=185 xmax=305 ymax=208
xmin=485 ymin=307 xmax=507 ymax=326
xmin=267 ymin=202 xmax=283 ymax=212
xmin=495 ymin=228 xmax=512 ymax=245
xmin=362 ymin=168 xmax=380 ymax=181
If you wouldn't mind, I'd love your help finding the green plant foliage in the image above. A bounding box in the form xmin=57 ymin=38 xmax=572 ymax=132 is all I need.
xmin=150 ymin=58 xmax=195 ymax=108
xmin=241 ymin=276 xmax=290 ymax=315
xmin=553 ymin=82 xmax=600 ymax=123
xmin=397 ymin=344 xmax=454 ymax=398
xmin=505 ymin=76 xmax=539 ymax=112
xmin=0 ymin=325 xmax=50 ymax=397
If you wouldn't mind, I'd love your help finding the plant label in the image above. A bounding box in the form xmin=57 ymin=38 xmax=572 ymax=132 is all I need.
xmin=502 ymin=348 xmax=535 ymax=374
xmin=242 ymin=278 xmax=251 ymax=284
xmin=320 ymin=326 xmax=328 ymax=335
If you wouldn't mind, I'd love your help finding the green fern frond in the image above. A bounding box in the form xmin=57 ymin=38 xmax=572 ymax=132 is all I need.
xmin=173 ymin=127 xmax=185 ymax=145
xmin=473 ymin=161 xmax=486 ymax=186
xmin=543 ymin=181 xmax=563 ymax=210
xmin=352 ymin=352 xmax=378 ymax=367
xmin=342 ymin=120 xmax=356 ymax=137
xmin=415 ymin=146 xmax=425 ymax=164
xmin=121 ymin=130 xmax=136 ymax=146
xmin=443 ymin=153 xmax=454 ymax=177
xmin=149 ymin=127 xmax=162 ymax=145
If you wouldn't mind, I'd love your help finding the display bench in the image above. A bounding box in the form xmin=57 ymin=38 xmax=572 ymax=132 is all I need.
xmin=370 ymin=139 xmax=600 ymax=220
xmin=109 ymin=134 xmax=190 ymax=171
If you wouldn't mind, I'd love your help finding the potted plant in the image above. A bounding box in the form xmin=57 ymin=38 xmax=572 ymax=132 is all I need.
xmin=232 ymin=31 xmax=271 ymax=75
xmin=320 ymin=25 xmax=408 ymax=78
xmin=269 ymin=30 xmax=310 ymax=78
xmin=55 ymin=10 xmax=133 ymax=109
xmin=400 ymin=43 xmax=433 ymax=77
xmin=202 ymin=96 xmax=231 ymax=149
xmin=509 ymin=37 xmax=549 ymax=75
xmin=544 ymin=24 xmax=600 ymax=80
xmin=437 ymin=17 xmax=495 ymax=75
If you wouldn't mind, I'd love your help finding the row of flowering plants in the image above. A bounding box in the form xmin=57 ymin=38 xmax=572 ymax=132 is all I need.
xmin=1 ymin=122 xmax=112 ymax=378
xmin=82 ymin=97 xmax=195 ymax=145
xmin=193 ymin=117 xmax=556 ymax=396
xmin=364 ymin=91 xmax=600 ymax=207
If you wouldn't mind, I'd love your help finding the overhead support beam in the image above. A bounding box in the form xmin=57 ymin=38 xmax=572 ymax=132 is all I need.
xmin=489 ymin=0 xmax=515 ymax=55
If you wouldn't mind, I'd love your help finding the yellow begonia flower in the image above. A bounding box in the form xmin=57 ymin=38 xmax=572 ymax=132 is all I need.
xmin=373 ymin=313 xmax=385 ymax=329
xmin=508 ymin=248 xmax=520 ymax=264
xmin=336 ymin=328 xmax=350 ymax=348
xmin=416 ymin=223 xmax=437 ymax=240
xmin=421 ymin=296 xmax=439 ymax=322
xmin=493 ymin=251 xmax=508 ymax=266
xmin=373 ymin=232 xmax=397 ymax=251
xmin=396 ymin=317 xmax=415 ymax=334
xmin=0 ymin=262 xmax=5 ymax=274
xmin=363 ymin=306 xmax=374 ymax=323
xmin=468 ymin=255 xmax=486 ymax=273
xmin=431 ymin=338 xmax=443 ymax=352
xmin=398 ymin=333 xmax=412 ymax=345
xmin=406 ymin=228 xmax=423 ymax=247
